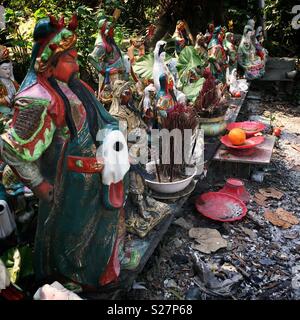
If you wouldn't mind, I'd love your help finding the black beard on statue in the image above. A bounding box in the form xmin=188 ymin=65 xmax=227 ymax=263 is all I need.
xmin=48 ymin=76 xmax=78 ymax=141
xmin=67 ymin=73 xmax=101 ymax=148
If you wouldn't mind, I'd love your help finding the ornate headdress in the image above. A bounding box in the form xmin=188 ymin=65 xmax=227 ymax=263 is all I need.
xmin=19 ymin=15 xmax=78 ymax=91
xmin=33 ymin=15 xmax=78 ymax=73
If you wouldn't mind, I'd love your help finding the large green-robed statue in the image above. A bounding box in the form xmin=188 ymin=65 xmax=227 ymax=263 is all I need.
xmin=0 ymin=16 xmax=138 ymax=288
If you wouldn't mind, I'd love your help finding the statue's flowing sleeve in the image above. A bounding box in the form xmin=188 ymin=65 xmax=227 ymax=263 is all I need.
xmin=88 ymin=43 xmax=106 ymax=74
xmin=0 ymin=96 xmax=56 ymax=188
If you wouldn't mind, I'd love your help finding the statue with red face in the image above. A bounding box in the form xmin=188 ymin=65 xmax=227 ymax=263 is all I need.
xmin=0 ymin=16 xmax=139 ymax=289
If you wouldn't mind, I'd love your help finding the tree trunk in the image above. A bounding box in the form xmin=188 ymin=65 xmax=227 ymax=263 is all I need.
xmin=149 ymin=0 xmax=225 ymax=46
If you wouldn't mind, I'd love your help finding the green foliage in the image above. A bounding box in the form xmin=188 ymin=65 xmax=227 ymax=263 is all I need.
xmin=2 ymin=0 xmax=133 ymax=84
xmin=264 ymin=0 xmax=299 ymax=55
xmin=182 ymin=77 xmax=204 ymax=103
xmin=177 ymin=46 xmax=206 ymax=83
xmin=133 ymin=53 xmax=155 ymax=80
xmin=133 ymin=52 xmax=173 ymax=80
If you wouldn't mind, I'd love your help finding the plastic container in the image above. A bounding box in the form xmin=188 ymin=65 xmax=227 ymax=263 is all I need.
xmin=219 ymin=178 xmax=250 ymax=203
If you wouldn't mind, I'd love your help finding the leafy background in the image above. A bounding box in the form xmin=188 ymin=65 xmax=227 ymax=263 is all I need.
xmin=0 ymin=0 xmax=298 ymax=88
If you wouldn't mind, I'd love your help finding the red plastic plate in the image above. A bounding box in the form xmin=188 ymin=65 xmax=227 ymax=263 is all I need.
xmin=220 ymin=135 xmax=265 ymax=149
xmin=227 ymin=121 xmax=266 ymax=137
xmin=195 ymin=192 xmax=247 ymax=222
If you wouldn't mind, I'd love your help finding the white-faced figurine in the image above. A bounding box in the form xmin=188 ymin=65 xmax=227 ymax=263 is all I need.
xmin=0 ymin=45 xmax=19 ymax=115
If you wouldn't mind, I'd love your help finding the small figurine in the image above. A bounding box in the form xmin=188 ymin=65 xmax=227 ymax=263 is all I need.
xmin=0 ymin=45 xmax=19 ymax=117
xmin=0 ymin=16 xmax=140 ymax=288
xmin=204 ymin=22 xmax=215 ymax=45
xmin=238 ymin=24 xmax=265 ymax=80
xmin=0 ymin=183 xmax=16 ymax=239
xmin=223 ymin=32 xmax=237 ymax=74
xmin=153 ymin=40 xmax=185 ymax=105
xmin=228 ymin=20 xmax=234 ymax=32
xmin=109 ymin=80 xmax=171 ymax=238
xmin=127 ymin=36 xmax=145 ymax=64
xmin=156 ymin=74 xmax=175 ymax=119
xmin=195 ymin=32 xmax=208 ymax=60
xmin=255 ymin=26 xmax=268 ymax=63
xmin=141 ymin=83 xmax=157 ymax=130
xmin=227 ymin=68 xmax=249 ymax=97
xmin=88 ymin=16 xmax=128 ymax=103
xmin=144 ymin=24 xmax=156 ymax=48
xmin=218 ymin=26 xmax=226 ymax=46
xmin=172 ymin=20 xmax=194 ymax=54
xmin=208 ymin=26 xmax=227 ymax=83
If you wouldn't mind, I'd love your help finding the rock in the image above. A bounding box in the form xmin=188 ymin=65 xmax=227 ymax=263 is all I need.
xmin=173 ymin=239 xmax=183 ymax=248
xmin=164 ymin=279 xmax=178 ymax=289
xmin=283 ymin=231 xmax=299 ymax=239
xmin=173 ymin=217 xmax=193 ymax=230
xmin=185 ymin=286 xmax=202 ymax=300
xmin=241 ymin=227 xmax=257 ymax=240
xmin=259 ymin=257 xmax=276 ymax=266
xmin=277 ymin=253 xmax=289 ymax=261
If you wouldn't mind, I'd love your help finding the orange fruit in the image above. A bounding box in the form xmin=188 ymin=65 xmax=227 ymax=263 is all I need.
xmin=228 ymin=128 xmax=246 ymax=145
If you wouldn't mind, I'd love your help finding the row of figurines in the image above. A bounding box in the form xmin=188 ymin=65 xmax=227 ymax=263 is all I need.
xmin=0 ymin=17 xmax=266 ymax=123
xmin=0 ymin=14 xmax=264 ymax=290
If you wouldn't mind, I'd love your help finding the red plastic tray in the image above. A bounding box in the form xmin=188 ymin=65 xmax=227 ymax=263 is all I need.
xmin=195 ymin=192 xmax=247 ymax=222
xmin=220 ymin=135 xmax=265 ymax=149
xmin=227 ymin=121 xmax=266 ymax=137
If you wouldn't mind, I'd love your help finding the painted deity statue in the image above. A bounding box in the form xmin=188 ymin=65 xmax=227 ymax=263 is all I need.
xmin=195 ymin=32 xmax=208 ymax=61
xmin=223 ymin=32 xmax=237 ymax=74
xmin=0 ymin=46 xmax=19 ymax=117
xmin=172 ymin=20 xmax=194 ymax=55
xmin=109 ymin=80 xmax=171 ymax=238
xmin=238 ymin=24 xmax=265 ymax=80
xmin=141 ymin=83 xmax=156 ymax=130
xmin=153 ymin=41 xmax=186 ymax=107
xmin=127 ymin=36 xmax=145 ymax=65
xmin=204 ymin=23 xmax=215 ymax=45
xmin=156 ymin=74 xmax=175 ymax=120
xmin=88 ymin=17 xmax=128 ymax=104
xmin=218 ymin=26 xmax=226 ymax=46
xmin=255 ymin=26 xmax=268 ymax=63
xmin=208 ymin=26 xmax=227 ymax=83
xmin=0 ymin=16 xmax=140 ymax=288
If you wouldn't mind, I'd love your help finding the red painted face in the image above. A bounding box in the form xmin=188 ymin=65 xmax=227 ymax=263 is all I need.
xmin=52 ymin=49 xmax=79 ymax=82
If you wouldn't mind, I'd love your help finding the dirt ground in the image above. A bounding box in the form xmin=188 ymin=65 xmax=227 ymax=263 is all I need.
xmin=126 ymin=83 xmax=300 ymax=300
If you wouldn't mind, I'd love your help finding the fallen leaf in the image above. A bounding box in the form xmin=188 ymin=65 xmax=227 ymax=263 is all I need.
xmin=276 ymin=208 xmax=299 ymax=225
xmin=264 ymin=208 xmax=299 ymax=229
xmin=254 ymin=192 xmax=268 ymax=206
xmin=258 ymin=187 xmax=284 ymax=200
xmin=189 ymin=228 xmax=227 ymax=254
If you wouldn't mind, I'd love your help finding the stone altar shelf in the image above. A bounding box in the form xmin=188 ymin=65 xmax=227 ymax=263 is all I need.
xmin=213 ymin=135 xmax=276 ymax=165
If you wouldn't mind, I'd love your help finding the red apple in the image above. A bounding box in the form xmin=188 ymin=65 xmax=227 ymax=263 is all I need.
xmin=233 ymin=91 xmax=241 ymax=98
xmin=273 ymin=128 xmax=281 ymax=137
